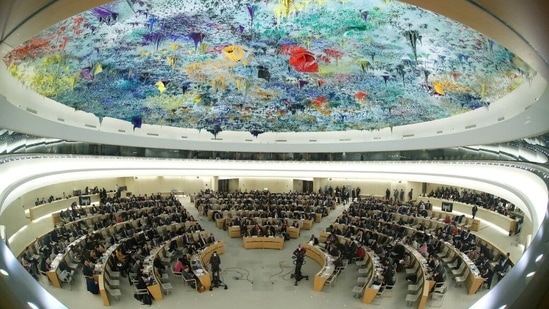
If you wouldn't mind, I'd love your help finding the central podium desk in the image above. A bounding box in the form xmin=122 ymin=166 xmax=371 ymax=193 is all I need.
xmin=243 ymin=236 xmax=284 ymax=250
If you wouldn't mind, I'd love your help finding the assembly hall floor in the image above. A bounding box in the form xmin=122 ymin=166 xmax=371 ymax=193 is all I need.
xmin=12 ymin=196 xmax=524 ymax=309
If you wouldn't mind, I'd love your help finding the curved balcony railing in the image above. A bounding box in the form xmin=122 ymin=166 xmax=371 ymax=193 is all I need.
xmin=1 ymin=129 xmax=549 ymax=165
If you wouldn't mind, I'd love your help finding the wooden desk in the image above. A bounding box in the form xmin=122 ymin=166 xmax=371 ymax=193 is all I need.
xmin=288 ymin=227 xmax=300 ymax=239
xmin=97 ymin=274 xmax=110 ymax=306
xmin=243 ymin=237 xmax=284 ymax=250
xmin=46 ymin=253 xmax=64 ymax=288
xmin=417 ymin=197 xmax=516 ymax=233
xmin=228 ymin=226 xmax=241 ymax=238
xmin=361 ymin=251 xmax=382 ymax=304
xmin=404 ymin=244 xmax=434 ymax=309
xmin=143 ymin=248 xmax=163 ymax=301
xmin=216 ymin=218 xmax=225 ymax=229
xmin=301 ymin=219 xmax=313 ymax=230
xmin=315 ymin=213 xmax=322 ymax=223
xmin=46 ymin=234 xmax=87 ymax=288
xmin=200 ymin=241 xmax=225 ymax=265
xmin=319 ymin=231 xmax=330 ymax=243
xmin=96 ymin=244 xmax=119 ymax=306
xmin=29 ymin=195 xmax=100 ymax=221
xmin=193 ymin=241 xmax=225 ymax=291
xmin=301 ymin=243 xmax=334 ymax=291
xmin=147 ymin=281 xmax=163 ymax=300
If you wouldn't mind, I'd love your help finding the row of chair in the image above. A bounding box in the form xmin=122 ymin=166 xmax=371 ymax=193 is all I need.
xmin=352 ymin=253 xmax=391 ymax=304
xmin=104 ymin=263 xmax=122 ymax=301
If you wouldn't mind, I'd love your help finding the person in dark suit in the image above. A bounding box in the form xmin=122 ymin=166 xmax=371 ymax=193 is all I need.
xmin=494 ymin=252 xmax=511 ymax=282
xmin=481 ymin=267 xmax=494 ymax=289
xmin=430 ymin=258 xmax=443 ymax=280
xmin=429 ymin=258 xmax=445 ymax=292
xmin=498 ymin=252 xmax=511 ymax=269
xmin=182 ymin=232 xmax=192 ymax=246
xmin=197 ymin=234 xmax=208 ymax=248
xmin=382 ymin=263 xmax=396 ymax=286
xmin=135 ymin=271 xmax=153 ymax=305
xmin=83 ymin=259 xmax=99 ymax=294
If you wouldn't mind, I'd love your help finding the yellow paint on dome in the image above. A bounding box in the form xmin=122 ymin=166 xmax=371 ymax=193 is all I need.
xmin=223 ymin=45 xmax=246 ymax=62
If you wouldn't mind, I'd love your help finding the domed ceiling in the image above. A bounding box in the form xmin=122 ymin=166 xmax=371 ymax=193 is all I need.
xmin=2 ymin=0 xmax=536 ymax=137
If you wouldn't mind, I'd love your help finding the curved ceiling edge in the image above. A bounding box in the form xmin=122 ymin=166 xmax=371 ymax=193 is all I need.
xmin=1 ymin=79 xmax=548 ymax=153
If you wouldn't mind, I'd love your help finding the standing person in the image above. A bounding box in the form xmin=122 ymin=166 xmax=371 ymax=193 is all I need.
xmin=481 ymin=267 xmax=494 ymax=289
xmin=209 ymin=251 xmax=227 ymax=290
xmin=472 ymin=205 xmax=478 ymax=219
xmin=83 ymin=260 xmax=99 ymax=294
xmin=292 ymin=244 xmax=308 ymax=285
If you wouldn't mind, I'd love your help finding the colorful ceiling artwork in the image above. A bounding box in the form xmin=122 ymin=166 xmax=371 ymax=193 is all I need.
xmin=3 ymin=0 xmax=536 ymax=137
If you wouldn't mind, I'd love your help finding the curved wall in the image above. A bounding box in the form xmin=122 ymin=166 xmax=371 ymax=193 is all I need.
xmin=1 ymin=157 xmax=546 ymax=238
xmin=0 ymin=156 xmax=548 ymax=309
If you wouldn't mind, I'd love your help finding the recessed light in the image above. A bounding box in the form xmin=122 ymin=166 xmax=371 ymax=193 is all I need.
xmin=535 ymin=254 xmax=543 ymax=263
xmin=0 ymin=268 xmax=8 ymax=276
xmin=526 ymin=271 xmax=535 ymax=278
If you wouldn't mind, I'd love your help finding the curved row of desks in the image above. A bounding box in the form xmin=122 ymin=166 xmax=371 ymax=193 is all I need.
xmin=332 ymin=209 xmax=513 ymax=265
xmin=194 ymin=240 xmax=226 ymax=291
xmin=397 ymin=225 xmax=484 ymax=296
xmin=417 ymin=197 xmax=520 ymax=233
xmin=43 ymin=214 xmax=213 ymax=305
xmin=300 ymin=243 xmax=336 ymax=291
xmin=21 ymin=201 xmax=192 ymax=268
xmin=94 ymin=236 xmax=224 ymax=306
xmin=403 ymin=244 xmax=434 ymax=309
xmin=319 ymin=233 xmax=383 ymax=304
xmin=359 ymin=250 xmax=382 ymax=304
xmin=46 ymin=234 xmax=87 ymax=288
xmin=323 ymin=218 xmax=486 ymax=306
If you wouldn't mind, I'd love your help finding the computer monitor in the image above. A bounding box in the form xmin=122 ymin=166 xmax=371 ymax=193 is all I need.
xmin=441 ymin=202 xmax=453 ymax=212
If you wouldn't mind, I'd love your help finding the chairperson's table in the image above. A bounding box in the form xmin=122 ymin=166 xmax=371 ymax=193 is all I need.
xmin=243 ymin=236 xmax=284 ymax=250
